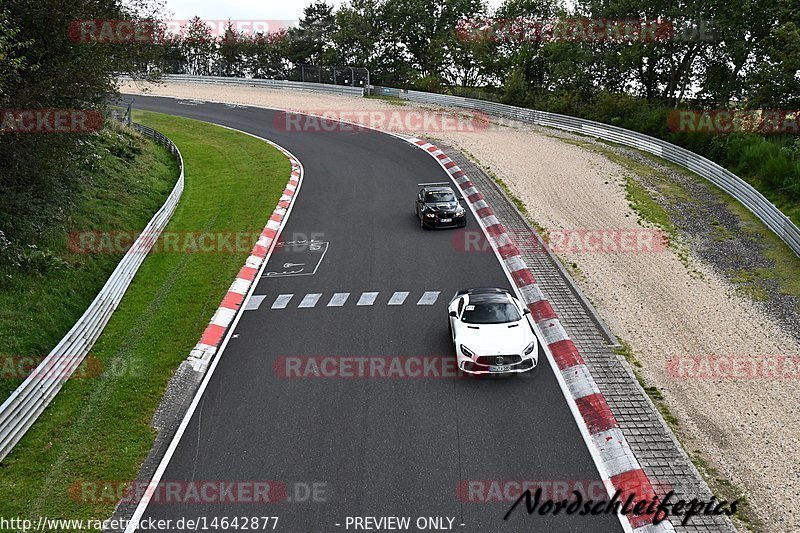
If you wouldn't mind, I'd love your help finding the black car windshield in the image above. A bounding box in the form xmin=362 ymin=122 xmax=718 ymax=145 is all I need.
xmin=461 ymin=302 xmax=521 ymax=324
xmin=426 ymin=191 xmax=455 ymax=203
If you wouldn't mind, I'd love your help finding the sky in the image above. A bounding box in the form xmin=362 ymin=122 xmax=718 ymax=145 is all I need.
xmin=160 ymin=0 xmax=505 ymax=22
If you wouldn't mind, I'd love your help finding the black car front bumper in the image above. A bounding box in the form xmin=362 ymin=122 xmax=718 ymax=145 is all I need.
xmin=421 ymin=212 xmax=466 ymax=228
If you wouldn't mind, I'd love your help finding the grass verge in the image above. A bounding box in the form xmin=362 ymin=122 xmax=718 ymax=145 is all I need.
xmin=0 ymin=110 xmax=289 ymax=527
xmin=604 ymin=139 xmax=800 ymax=307
xmin=0 ymin=123 xmax=178 ymax=402
xmin=364 ymin=94 xmax=408 ymax=105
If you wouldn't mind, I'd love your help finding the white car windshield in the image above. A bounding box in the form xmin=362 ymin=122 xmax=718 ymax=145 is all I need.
xmin=462 ymin=302 xmax=521 ymax=324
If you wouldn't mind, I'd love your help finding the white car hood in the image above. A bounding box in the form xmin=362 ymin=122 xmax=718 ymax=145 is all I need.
xmin=457 ymin=321 xmax=533 ymax=356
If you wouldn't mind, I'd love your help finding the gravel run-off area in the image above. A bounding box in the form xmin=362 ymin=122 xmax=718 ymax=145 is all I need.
xmin=122 ymin=81 xmax=800 ymax=532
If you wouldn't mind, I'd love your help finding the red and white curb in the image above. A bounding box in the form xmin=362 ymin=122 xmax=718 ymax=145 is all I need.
xmin=407 ymin=137 xmax=674 ymax=533
xmin=188 ymin=151 xmax=302 ymax=373
xmin=124 ymin=129 xmax=303 ymax=532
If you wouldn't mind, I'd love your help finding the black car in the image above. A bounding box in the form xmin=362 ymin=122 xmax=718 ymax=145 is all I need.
xmin=415 ymin=183 xmax=467 ymax=228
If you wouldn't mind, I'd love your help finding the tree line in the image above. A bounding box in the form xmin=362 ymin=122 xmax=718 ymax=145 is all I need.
xmin=0 ymin=0 xmax=163 ymax=257
xmin=160 ymin=0 xmax=798 ymax=109
xmin=1 ymin=0 xmax=798 ymax=254
xmin=160 ymin=0 xmax=800 ymax=217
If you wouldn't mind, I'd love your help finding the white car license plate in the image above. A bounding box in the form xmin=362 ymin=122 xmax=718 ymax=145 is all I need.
xmin=440 ymin=218 xmax=452 ymax=223
xmin=489 ymin=365 xmax=511 ymax=372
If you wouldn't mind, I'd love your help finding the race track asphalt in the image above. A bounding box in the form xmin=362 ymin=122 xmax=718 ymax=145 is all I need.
xmin=126 ymin=95 xmax=624 ymax=533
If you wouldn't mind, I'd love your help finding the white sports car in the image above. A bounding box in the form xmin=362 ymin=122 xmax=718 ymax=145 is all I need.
xmin=448 ymin=288 xmax=538 ymax=374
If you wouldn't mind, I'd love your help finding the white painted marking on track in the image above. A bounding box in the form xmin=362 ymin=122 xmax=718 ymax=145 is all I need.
xmin=357 ymin=292 xmax=379 ymax=306
xmin=122 ymin=127 xmax=305 ymax=533
xmin=245 ymin=295 xmax=266 ymax=310
xmin=298 ymin=293 xmax=322 ymax=308
xmin=259 ymin=290 xmax=448 ymax=309
xmin=327 ymin=293 xmax=350 ymax=307
xmin=417 ymin=291 xmax=440 ymax=305
xmin=387 ymin=291 xmax=409 ymax=305
xmin=272 ymin=294 xmax=293 ymax=309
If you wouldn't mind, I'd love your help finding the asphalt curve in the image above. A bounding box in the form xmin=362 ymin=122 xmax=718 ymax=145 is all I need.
xmin=127 ymin=95 xmax=624 ymax=533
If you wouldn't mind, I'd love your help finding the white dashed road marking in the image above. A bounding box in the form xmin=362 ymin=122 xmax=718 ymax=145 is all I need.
xmin=245 ymin=295 xmax=266 ymax=311
xmin=327 ymin=293 xmax=350 ymax=307
xmin=271 ymin=294 xmax=294 ymax=309
xmin=417 ymin=291 xmax=440 ymax=305
xmin=298 ymin=293 xmax=322 ymax=308
xmin=247 ymin=291 xmax=444 ymax=310
xmin=388 ymin=291 xmax=409 ymax=305
xmin=357 ymin=292 xmax=379 ymax=306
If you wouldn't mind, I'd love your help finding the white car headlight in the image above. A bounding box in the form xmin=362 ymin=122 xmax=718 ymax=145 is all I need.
xmin=460 ymin=345 xmax=475 ymax=358
xmin=524 ymin=341 xmax=535 ymax=355
xmin=425 ymin=213 xmax=436 ymax=218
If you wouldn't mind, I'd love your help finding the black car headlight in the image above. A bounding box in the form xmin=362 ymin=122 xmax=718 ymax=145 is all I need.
xmin=460 ymin=345 xmax=475 ymax=358
xmin=455 ymin=207 xmax=465 ymax=216
xmin=425 ymin=212 xmax=436 ymax=218
xmin=524 ymin=341 xmax=535 ymax=355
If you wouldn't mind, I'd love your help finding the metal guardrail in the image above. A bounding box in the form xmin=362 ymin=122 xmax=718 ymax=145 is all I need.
xmin=152 ymin=74 xmax=365 ymax=97
xmin=372 ymin=86 xmax=800 ymax=257
xmin=0 ymin=123 xmax=184 ymax=462
xmin=123 ymin=73 xmax=798 ymax=255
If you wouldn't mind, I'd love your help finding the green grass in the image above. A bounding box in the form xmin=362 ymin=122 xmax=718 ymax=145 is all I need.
xmin=717 ymin=190 xmax=800 ymax=309
xmin=0 ymin=110 xmax=289 ymax=527
xmin=729 ymin=269 xmax=770 ymax=301
xmin=623 ymin=144 xmax=800 ymax=308
xmin=0 ymin=124 xmax=178 ymax=402
xmin=365 ymin=94 xmax=408 ymax=105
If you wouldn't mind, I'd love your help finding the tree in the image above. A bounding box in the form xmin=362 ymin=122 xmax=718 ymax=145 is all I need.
xmin=287 ymin=1 xmax=337 ymax=65
xmin=0 ymin=10 xmax=30 ymax=107
xmin=180 ymin=17 xmax=215 ymax=75
xmin=219 ymin=22 xmax=244 ymax=76
xmin=0 ymin=0 xmax=168 ymax=247
xmin=382 ymin=0 xmax=486 ymax=86
xmin=243 ymin=31 xmax=291 ymax=79
xmin=330 ymin=0 xmax=412 ymax=86
xmin=492 ymin=0 xmax=560 ymax=93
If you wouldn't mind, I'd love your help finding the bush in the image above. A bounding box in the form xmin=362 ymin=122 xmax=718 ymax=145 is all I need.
xmin=501 ymin=68 xmax=528 ymax=106
xmin=412 ymin=74 xmax=446 ymax=94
